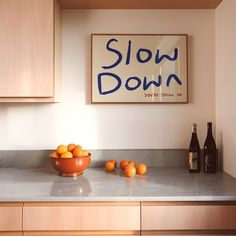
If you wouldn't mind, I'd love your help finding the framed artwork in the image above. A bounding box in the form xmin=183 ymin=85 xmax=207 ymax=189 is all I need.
xmin=91 ymin=34 xmax=188 ymax=104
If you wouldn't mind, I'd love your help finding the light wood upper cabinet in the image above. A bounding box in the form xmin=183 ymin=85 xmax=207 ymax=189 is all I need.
xmin=0 ymin=0 xmax=61 ymax=102
xmin=0 ymin=203 xmax=23 ymax=231
xmin=23 ymin=202 xmax=140 ymax=231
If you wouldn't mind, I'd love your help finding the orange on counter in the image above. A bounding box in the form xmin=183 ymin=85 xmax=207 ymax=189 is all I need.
xmin=124 ymin=164 xmax=136 ymax=177
xmin=129 ymin=160 xmax=136 ymax=167
xmin=136 ymin=163 xmax=147 ymax=175
xmin=61 ymin=151 xmax=73 ymax=158
xmin=105 ymin=161 xmax=115 ymax=172
xmin=67 ymin=143 xmax=76 ymax=152
xmin=57 ymin=144 xmax=68 ymax=155
xmin=102 ymin=158 xmax=147 ymax=177
xmin=120 ymin=160 xmax=129 ymax=170
xmin=50 ymin=151 xmax=59 ymax=158
xmin=109 ymin=159 xmax=117 ymax=168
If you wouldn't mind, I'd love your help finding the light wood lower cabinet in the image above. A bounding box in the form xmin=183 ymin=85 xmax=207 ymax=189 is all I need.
xmin=141 ymin=202 xmax=236 ymax=231
xmin=2 ymin=201 xmax=236 ymax=235
xmin=142 ymin=235 xmax=236 ymax=236
xmin=142 ymin=233 xmax=236 ymax=236
xmin=142 ymin=230 xmax=236 ymax=235
xmin=23 ymin=202 xmax=140 ymax=231
xmin=0 ymin=233 xmax=22 ymax=236
xmin=0 ymin=203 xmax=23 ymax=232
xmin=23 ymin=231 xmax=139 ymax=236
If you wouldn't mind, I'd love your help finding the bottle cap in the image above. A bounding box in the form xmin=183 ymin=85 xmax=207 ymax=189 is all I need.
xmin=192 ymin=123 xmax=197 ymax=133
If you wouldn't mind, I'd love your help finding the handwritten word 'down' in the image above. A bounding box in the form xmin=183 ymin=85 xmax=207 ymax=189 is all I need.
xmin=97 ymin=38 xmax=182 ymax=95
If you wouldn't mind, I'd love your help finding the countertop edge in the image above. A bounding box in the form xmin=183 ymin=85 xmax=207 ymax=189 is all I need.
xmin=1 ymin=196 xmax=236 ymax=202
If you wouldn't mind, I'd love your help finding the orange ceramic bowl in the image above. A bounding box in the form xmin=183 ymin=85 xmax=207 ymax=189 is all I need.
xmin=51 ymin=154 xmax=91 ymax=177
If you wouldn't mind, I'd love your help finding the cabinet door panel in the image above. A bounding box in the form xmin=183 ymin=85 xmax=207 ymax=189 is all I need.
xmin=23 ymin=204 xmax=140 ymax=231
xmin=142 ymin=204 xmax=236 ymax=230
xmin=0 ymin=205 xmax=22 ymax=231
xmin=0 ymin=0 xmax=54 ymax=97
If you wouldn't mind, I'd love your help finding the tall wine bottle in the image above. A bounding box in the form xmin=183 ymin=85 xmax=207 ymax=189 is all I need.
xmin=188 ymin=123 xmax=201 ymax=173
xmin=204 ymin=122 xmax=217 ymax=173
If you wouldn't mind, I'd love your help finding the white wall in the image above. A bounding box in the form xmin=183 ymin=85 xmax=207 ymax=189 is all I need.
xmin=0 ymin=10 xmax=215 ymax=150
xmin=215 ymin=0 xmax=236 ymax=178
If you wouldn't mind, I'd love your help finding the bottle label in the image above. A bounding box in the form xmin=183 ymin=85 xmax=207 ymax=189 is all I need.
xmin=189 ymin=152 xmax=198 ymax=170
xmin=205 ymin=154 xmax=215 ymax=172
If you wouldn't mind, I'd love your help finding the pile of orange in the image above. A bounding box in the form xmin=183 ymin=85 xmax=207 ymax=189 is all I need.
xmin=105 ymin=159 xmax=147 ymax=177
xmin=50 ymin=144 xmax=89 ymax=158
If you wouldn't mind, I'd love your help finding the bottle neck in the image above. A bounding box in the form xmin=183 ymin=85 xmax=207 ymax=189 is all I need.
xmin=207 ymin=123 xmax=213 ymax=136
xmin=192 ymin=124 xmax=197 ymax=133
xmin=192 ymin=132 xmax=198 ymax=138
xmin=191 ymin=127 xmax=198 ymax=138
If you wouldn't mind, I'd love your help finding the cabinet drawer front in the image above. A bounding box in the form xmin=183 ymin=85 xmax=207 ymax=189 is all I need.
xmin=24 ymin=231 xmax=139 ymax=236
xmin=0 ymin=206 xmax=22 ymax=231
xmin=0 ymin=233 xmax=22 ymax=236
xmin=142 ymin=204 xmax=236 ymax=230
xmin=23 ymin=205 xmax=140 ymax=230
xmin=142 ymin=232 xmax=236 ymax=236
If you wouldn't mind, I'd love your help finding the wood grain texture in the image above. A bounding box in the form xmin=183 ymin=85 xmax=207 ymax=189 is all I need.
xmin=53 ymin=0 xmax=62 ymax=102
xmin=58 ymin=0 xmax=223 ymax=9
xmin=0 ymin=233 xmax=22 ymax=236
xmin=0 ymin=206 xmax=22 ymax=231
xmin=23 ymin=205 xmax=140 ymax=230
xmin=0 ymin=203 xmax=23 ymax=207
xmin=141 ymin=201 xmax=236 ymax=206
xmin=142 ymin=205 xmax=236 ymax=230
xmin=0 ymin=0 xmax=54 ymax=97
xmin=142 ymin=233 xmax=236 ymax=236
xmin=23 ymin=202 xmax=140 ymax=206
xmin=142 ymin=230 xmax=236 ymax=235
xmin=0 ymin=97 xmax=56 ymax=102
xmin=24 ymin=231 xmax=140 ymax=235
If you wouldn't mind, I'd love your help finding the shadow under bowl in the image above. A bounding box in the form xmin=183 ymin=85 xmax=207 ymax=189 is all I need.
xmin=51 ymin=154 xmax=91 ymax=177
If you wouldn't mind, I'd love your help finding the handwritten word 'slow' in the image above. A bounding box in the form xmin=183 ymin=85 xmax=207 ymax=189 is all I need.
xmin=97 ymin=38 xmax=181 ymax=95
xmin=102 ymin=38 xmax=178 ymax=68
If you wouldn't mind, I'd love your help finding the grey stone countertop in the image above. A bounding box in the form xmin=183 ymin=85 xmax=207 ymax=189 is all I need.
xmin=0 ymin=167 xmax=236 ymax=202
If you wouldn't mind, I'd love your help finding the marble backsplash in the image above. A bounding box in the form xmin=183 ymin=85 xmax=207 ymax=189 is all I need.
xmin=0 ymin=149 xmax=191 ymax=168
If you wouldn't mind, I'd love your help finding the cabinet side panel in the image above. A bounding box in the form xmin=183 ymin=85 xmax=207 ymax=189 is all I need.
xmin=53 ymin=0 xmax=62 ymax=102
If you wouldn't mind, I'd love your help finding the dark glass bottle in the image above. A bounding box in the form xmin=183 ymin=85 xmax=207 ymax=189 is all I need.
xmin=188 ymin=123 xmax=201 ymax=173
xmin=204 ymin=122 xmax=217 ymax=173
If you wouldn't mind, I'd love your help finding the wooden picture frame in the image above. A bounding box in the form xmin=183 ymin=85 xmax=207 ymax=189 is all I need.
xmin=91 ymin=34 xmax=188 ymax=104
